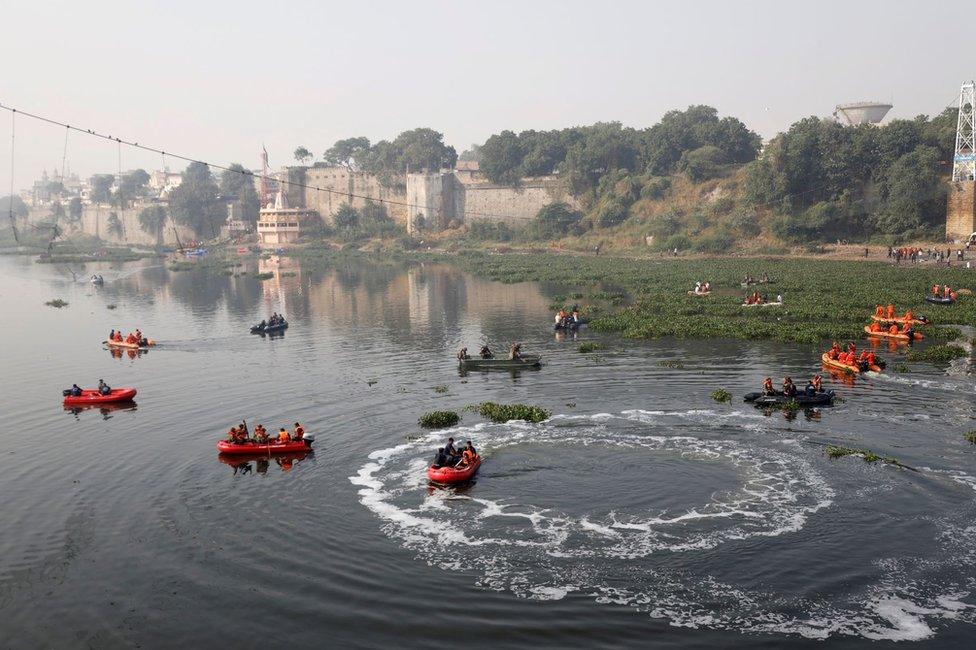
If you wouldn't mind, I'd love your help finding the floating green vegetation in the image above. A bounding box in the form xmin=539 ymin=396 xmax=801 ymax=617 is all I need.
xmin=469 ymin=402 xmax=551 ymax=423
xmin=893 ymin=363 xmax=910 ymax=373
xmin=710 ymin=388 xmax=732 ymax=403
xmin=568 ymin=292 xmax=584 ymax=300
xmin=418 ymin=410 xmax=461 ymax=429
xmin=44 ymin=298 xmax=68 ymax=308
xmin=965 ymin=431 xmax=976 ymax=444
xmin=578 ymin=342 xmax=604 ymax=353
xmin=106 ymin=304 xmax=117 ymax=310
xmin=659 ymin=359 xmax=685 ymax=369
xmin=905 ymin=345 xmax=969 ymax=364
xmin=825 ymin=444 xmax=912 ymax=470
xmin=433 ymin=385 xmax=449 ymax=393
xmin=253 ymin=272 xmax=275 ymax=280
xmin=421 ymin=252 xmax=976 ymax=345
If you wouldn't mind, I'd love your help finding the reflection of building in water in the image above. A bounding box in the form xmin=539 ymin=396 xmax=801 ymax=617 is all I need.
xmin=259 ymin=255 xmax=302 ymax=308
xmin=304 ymin=263 xmax=551 ymax=336
xmin=256 ymin=188 xmax=316 ymax=246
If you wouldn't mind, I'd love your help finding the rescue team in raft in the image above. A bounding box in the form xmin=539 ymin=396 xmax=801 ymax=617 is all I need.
xmin=932 ymin=285 xmax=956 ymax=300
xmin=431 ymin=437 xmax=479 ymax=469
xmin=554 ymin=307 xmax=583 ymax=328
xmin=457 ymin=342 xmax=525 ymax=360
xmin=825 ymin=341 xmax=878 ymax=368
xmin=65 ymin=379 xmax=113 ymax=396
xmin=225 ymin=421 xmax=305 ymax=444
xmin=761 ymin=374 xmax=823 ymax=397
xmin=108 ymin=328 xmax=150 ymax=346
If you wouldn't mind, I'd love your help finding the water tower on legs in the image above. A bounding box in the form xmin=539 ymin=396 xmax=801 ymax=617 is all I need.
xmin=946 ymin=81 xmax=976 ymax=243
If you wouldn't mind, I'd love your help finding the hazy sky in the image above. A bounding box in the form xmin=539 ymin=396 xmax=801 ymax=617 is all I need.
xmin=0 ymin=0 xmax=971 ymax=190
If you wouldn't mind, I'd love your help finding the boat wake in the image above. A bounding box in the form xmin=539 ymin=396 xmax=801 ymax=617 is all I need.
xmin=352 ymin=410 xmax=976 ymax=639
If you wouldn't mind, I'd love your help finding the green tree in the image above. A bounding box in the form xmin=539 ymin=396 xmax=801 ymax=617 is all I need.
xmin=168 ymin=162 xmax=224 ymax=237
xmin=67 ymin=197 xmax=83 ymax=223
xmin=479 ymin=130 xmax=524 ymax=185
xmin=121 ymin=169 xmax=150 ymax=197
xmin=0 ymin=195 xmax=28 ymax=218
xmin=527 ymin=202 xmax=582 ymax=239
xmin=392 ymin=128 xmax=457 ymax=172
xmin=138 ymin=204 xmax=168 ymax=246
xmin=678 ymin=145 xmax=727 ymax=182
xmin=876 ymin=146 xmax=945 ymax=235
xmin=323 ymin=137 xmax=371 ymax=169
xmin=334 ymin=203 xmax=360 ymax=229
xmin=219 ymin=164 xmax=260 ymax=223
xmin=564 ymin=122 xmax=640 ymax=195
xmin=50 ymin=201 xmax=66 ymax=224
xmin=107 ymin=211 xmax=124 ymax=239
xmin=90 ymin=174 xmax=115 ymax=204
xmin=293 ymin=146 xmax=313 ymax=165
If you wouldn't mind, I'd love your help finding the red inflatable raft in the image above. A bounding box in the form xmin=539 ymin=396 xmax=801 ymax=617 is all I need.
xmin=427 ymin=457 xmax=482 ymax=484
xmin=63 ymin=388 xmax=137 ymax=405
xmin=216 ymin=439 xmax=312 ymax=455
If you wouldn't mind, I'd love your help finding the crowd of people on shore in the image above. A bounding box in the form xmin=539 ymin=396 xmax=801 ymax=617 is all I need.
xmin=431 ymin=437 xmax=479 ymax=469
xmin=890 ymin=246 xmax=968 ymax=266
xmin=225 ymin=421 xmax=305 ymax=445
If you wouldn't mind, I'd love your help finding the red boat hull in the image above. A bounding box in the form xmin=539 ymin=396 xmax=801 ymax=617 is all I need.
xmin=427 ymin=457 xmax=482 ymax=484
xmin=63 ymin=388 xmax=137 ymax=405
xmin=216 ymin=439 xmax=312 ymax=455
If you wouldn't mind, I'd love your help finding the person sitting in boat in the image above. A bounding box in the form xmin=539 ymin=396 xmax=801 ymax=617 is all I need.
xmin=277 ymin=427 xmax=290 ymax=443
xmin=888 ymin=323 xmax=900 ymax=335
xmin=444 ymin=437 xmax=459 ymax=462
xmin=432 ymin=447 xmax=449 ymax=469
xmin=457 ymin=445 xmax=478 ymax=469
xmin=874 ymin=304 xmax=885 ymax=318
xmin=886 ymin=304 xmax=895 ymax=319
xmin=571 ymin=308 xmax=581 ymax=323
xmin=134 ymin=329 xmax=144 ymax=345
xmin=97 ymin=379 xmax=111 ymax=395
xmin=113 ymin=331 xmax=123 ymax=342
xmin=775 ymin=294 xmax=782 ymax=303
xmin=125 ymin=332 xmax=137 ymax=345
xmin=108 ymin=329 xmax=115 ymax=341
xmin=226 ymin=426 xmax=240 ymax=442
xmin=812 ymin=374 xmax=823 ymax=392
xmin=761 ymin=377 xmax=775 ymax=395
xmin=294 ymin=422 xmax=305 ymax=440
xmin=463 ymin=440 xmax=477 ymax=456
xmin=457 ymin=347 xmax=470 ymax=360
xmin=253 ymin=425 xmax=269 ymax=443
xmin=804 ymin=380 xmax=817 ymax=396
xmin=869 ymin=321 xmax=882 ymax=333
xmin=69 ymin=383 xmax=82 ymax=397
xmin=943 ymin=285 xmax=952 ymax=299
xmin=782 ymin=377 xmax=797 ymax=397
xmin=903 ymin=310 xmax=913 ymax=323
xmin=761 ymin=273 xmax=770 ymax=283
xmin=508 ymin=342 xmax=522 ymax=360
xmin=694 ymin=281 xmax=702 ymax=294
xmin=932 ymin=284 xmax=940 ymax=296
xmin=827 ymin=342 xmax=841 ymax=360
xmin=479 ymin=345 xmax=493 ymax=359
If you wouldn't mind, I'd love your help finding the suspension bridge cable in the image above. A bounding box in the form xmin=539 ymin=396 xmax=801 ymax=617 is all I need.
xmin=0 ymin=101 xmax=517 ymax=222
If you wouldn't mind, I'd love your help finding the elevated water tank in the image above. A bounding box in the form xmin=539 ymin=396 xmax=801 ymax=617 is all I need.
xmin=833 ymin=102 xmax=893 ymax=126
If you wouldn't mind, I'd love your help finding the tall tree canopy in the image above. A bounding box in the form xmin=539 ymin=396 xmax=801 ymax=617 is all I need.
xmin=138 ymin=204 xmax=168 ymax=245
xmin=323 ymin=137 xmax=371 ymax=170
xmin=168 ymin=162 xmax=224 ymax=237
xmin=219 ymin=164 xmax=260 ymax=223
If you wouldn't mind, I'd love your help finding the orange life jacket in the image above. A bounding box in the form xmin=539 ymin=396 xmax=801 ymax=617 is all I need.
xmin=887 ymin=304 xmax=894 ymax=318
xmin=278 ymin=430 xmax=290 ymax=443
xmin=889 ymin=325 xmax=899 ymax=334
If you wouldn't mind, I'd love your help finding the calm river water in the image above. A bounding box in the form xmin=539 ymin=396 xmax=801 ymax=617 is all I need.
xmin=0 ymin=253 xmax=974 ymax=649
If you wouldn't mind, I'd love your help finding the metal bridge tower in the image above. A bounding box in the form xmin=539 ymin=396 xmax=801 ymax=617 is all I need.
xmin=952 ymin=82 xmax=975 ymax=182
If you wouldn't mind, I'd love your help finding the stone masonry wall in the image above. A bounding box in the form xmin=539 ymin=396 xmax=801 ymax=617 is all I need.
xmin=946 ymin=180 xmax=976 ymax=242
xmin=301 ymin=167 xmax=408 ymax=227
xmin=28 ymin=204 xmax=198 ymax=247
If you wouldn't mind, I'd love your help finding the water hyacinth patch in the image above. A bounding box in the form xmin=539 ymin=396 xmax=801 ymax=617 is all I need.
xmin=469 ymin=402 xmax=551 ymax=423
xmin=419 ymin=411 xmax=461 ymax=428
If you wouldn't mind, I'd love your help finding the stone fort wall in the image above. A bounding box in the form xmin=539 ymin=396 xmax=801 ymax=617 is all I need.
xmin=946 ymin=180 xmax=976 ymax=242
